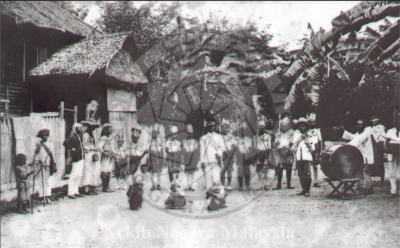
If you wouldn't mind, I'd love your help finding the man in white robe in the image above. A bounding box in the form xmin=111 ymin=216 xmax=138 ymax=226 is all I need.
xmin=342 ymin=120 xmax=374 ymax=194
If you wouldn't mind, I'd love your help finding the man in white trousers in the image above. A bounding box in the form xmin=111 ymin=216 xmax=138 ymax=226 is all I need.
xmin=200 ymin=114 xmax=224 ymax=189
xmin=385 ymin=116 xmax=400 ymax=197
xmin=63 ymin=123 xmax=85 ymax=199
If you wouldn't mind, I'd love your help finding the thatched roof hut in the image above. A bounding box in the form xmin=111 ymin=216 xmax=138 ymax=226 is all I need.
xmin=28 ymin=33 xmax=149 ymax=131
xmin=30 ymin=33 xmax=148 ymax=86
xmin=0 ymin=1 xmax=99 ymax=38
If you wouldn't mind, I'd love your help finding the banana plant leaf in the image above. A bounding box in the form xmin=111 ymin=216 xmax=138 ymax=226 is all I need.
xmin=283 ymin=72 xmax=308 ymax=110
xmin=358 ymin=20 xmax=400 ymax=64
xmin=283 ymin=58 xmax=306 ymax=77
xmin=306 ymin=63 xmax=323 ymax=81
xmin=240 ymin=68 xmax=282 ymax=79
xmin=308 ymin=2 xmax=400 ymax=57
xmin=328 ymin=56 xmax=350 ymax=82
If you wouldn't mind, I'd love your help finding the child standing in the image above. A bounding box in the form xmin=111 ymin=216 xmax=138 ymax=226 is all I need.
xmin=166 ymin=125 xmax=183 ymax=186
xmin=182 ymin=123 xmax=199 ymax=191
xmin=15 ymin=154 xmax=35 ymax=214
xmin=115 ymin=134 xmax=128 ymax=190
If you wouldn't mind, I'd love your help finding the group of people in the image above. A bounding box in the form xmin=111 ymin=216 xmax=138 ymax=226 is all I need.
xmin=14 ymin=129 xmax=57 ymax=213
xmin=13 ymin=121 xmax=121 ymax=213
xmin=13 ymin=111 xmax=400 ymax=214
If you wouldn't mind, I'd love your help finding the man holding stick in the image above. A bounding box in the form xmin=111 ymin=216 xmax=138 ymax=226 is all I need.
xmin=33 ymin=128 xmax=57 ymax=204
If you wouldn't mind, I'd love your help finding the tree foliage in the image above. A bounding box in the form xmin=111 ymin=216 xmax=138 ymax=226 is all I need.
xmin=53 ymin=1 xmax=88 ymax=20
xmin=96 ymin=1 xmax=400 ymax=130
xmin=96 ymin=2 xmax=180 ymax=54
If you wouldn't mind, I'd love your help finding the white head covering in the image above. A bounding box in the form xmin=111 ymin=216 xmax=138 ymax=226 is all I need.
xmin=71 ymin=123 xmax=82 ymax=135
xmin=258 ymin=119 xmax=266 ymax=128
xmin=186 ymin=123 xmax=194 ymax=133
xmin=170 ymin=125 xmax=178 ymax=134
xmin=221 ymin=118 xmax=231 ymax=126
xmin=297 ymin=117 xmax=309 ymax=125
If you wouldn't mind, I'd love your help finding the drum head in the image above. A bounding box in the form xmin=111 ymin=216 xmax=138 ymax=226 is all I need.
xmin=321 ymin=145 xmax=364 ymax=180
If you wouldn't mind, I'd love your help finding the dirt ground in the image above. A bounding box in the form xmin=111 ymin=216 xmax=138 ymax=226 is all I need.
xmin=1 ymin=168 xmax=399 ymax=248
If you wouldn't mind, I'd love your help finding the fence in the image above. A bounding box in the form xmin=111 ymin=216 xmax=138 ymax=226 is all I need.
xmin=0 ymin=113 xmax=66 ymax=193
xmin=1 ymin=119 xmax=14 ymax=191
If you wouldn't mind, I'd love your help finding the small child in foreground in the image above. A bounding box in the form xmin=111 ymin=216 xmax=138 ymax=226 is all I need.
xmin=127 ymin=181 xmax=144 ymax=210
xmin=165 ymin=182 xmax=186 ymax=209
xmin=206 ymin=180 xmax=227 ymax=211
xmin=14 ymin=154 xmax=35 ymax=214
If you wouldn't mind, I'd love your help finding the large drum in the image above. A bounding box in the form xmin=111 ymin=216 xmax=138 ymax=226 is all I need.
xmin=321 ymin=144 xmax=364 ymax=180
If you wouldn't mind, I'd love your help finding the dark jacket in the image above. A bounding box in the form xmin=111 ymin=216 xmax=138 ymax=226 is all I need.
xmin=63 ymin=133 xmax=83 ymax=162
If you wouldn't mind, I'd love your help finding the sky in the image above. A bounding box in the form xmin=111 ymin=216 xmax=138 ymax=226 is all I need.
xmin=73 ymin=1 xmax=362 ymax=51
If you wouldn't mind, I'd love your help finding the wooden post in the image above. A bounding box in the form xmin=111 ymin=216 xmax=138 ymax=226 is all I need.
xmin=30 ymin=90 xmax=33 ymax=113
xmin=23 ymin=43 xmax=26 ymax=82
xmin=74 ymin=105 xmax=78 ymax=123
xmin=60 ymin=101 xmax=64 ymax=119
xmin=6 ymin=84 xmax=9 ymax=119
xmin=1 ymin=50 xmax=4 ymax=79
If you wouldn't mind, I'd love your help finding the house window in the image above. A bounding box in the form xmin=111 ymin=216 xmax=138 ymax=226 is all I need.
xmin=37 ymin=47 xmax=47 ymax=65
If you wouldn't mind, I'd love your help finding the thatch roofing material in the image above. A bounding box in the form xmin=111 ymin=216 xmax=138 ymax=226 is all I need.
xmin=30 ymin=34 xmax=148 ymax=85
xmin=105 ymin=49 xmax=149 ymax=84
xmin=0 ymin=1 xmax=97 ymax=37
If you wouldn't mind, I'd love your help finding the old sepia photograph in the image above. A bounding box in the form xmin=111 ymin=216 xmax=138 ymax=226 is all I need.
xmin=1 ymin=1 xmax=399 ymax=247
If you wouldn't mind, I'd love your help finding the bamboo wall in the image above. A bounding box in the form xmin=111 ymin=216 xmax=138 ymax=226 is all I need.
xmin=0 ymin=82 xmax=30 ymax=117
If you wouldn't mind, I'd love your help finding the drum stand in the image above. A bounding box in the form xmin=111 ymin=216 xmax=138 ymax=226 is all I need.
xmin=324 ymin=178 xmax=365 ymax=200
